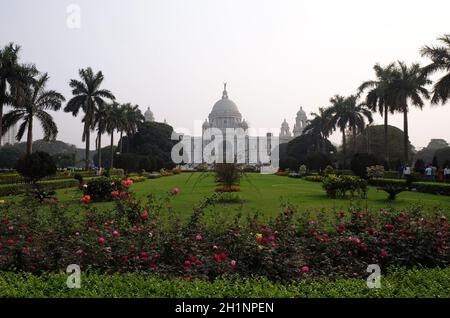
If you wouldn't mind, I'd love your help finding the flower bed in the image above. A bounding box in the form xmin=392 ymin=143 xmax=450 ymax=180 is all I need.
xmin=0 ymin=179 xmax=79 ymax=196
xmin=215 ymin=186 xmax=241 ymax=192
xmin=322 ymin=175 xmax=368 ymax=198
xmin=304 ymin=175 xmax=324 ymax=182
xmin=0 ymin=187 xmax=448 ymax=281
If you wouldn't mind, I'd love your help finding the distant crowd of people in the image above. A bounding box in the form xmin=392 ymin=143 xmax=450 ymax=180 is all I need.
xmin=399 ymin=163 xmax=450 ymax=182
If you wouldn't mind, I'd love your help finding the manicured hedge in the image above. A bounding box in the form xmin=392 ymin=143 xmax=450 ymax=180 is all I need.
xmin=0 ymin=179 xmax=79 ymax=196
xmin=0 ymin=267 xmax=448 ymax=298
xmin=368 ymin=178 xmax=450 ymax=196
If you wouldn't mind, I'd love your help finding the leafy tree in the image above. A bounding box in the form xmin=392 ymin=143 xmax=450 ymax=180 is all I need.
xmin=16 ymin=151 xmax=56 ymax=183
xmin=64 ymin=67 xmax=115 ymax=169
xmin=0 ymin=144 xmax=24 ymax=169
xmin=2 ymin=73 xmax=65 ymax=154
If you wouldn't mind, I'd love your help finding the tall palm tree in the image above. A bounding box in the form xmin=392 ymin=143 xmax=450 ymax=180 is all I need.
xmin=122 ymin=103 xmax=144 ymax=152
xmin=105 ymin=102 xmax=121 ymax=169
xmin=345 ymin=95 xmax=373 ymax=152
xmin=1 ymin=73 xmax=65 ymax=154
xmin=0 ymin=43 xmax=36 ymax=144
xmin=303 ymin=107 xmax=332 ymax=153
xmin=390 ymin=61 xmax=430 ymax=163
xmin=94 ymin=102 xmax=109 ymax=171
xmin=326 ymin=95 xmax=373 ymax=157
xmin=420 ymin=34 xmax=450 ymax=105
xmin=359 ymin=63 xmax=397 ymax=164
xmin=64 ymin=67 xmax=115 ymax=169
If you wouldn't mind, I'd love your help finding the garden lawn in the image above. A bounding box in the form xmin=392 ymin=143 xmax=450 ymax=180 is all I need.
xmin=47 ymin=173 xmax=450 ymax=220
xmin=0 ymin=267 xmax=449 ymax=297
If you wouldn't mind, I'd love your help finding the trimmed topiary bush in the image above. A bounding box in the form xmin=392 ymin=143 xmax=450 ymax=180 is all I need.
xmin=16 ymin=151 xmax=56 ymax=184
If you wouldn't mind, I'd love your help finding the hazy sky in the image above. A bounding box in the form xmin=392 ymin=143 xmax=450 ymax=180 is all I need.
xmin=1 ymin=0 xmax=449 ymax=149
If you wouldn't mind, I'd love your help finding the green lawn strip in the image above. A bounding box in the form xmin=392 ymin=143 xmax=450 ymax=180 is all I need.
xmin=0 ymin=267 xmax=448 ymax=298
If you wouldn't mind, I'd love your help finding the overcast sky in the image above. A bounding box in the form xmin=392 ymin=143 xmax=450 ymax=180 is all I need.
xmin=1 ymin=0 xmax=449 ymax=149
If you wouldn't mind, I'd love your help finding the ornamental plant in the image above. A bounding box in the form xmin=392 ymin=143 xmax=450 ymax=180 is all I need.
xmin=82 ymin=177 xmax=130 ymax=202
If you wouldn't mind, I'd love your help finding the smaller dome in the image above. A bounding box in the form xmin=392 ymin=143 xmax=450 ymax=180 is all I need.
xmin=241 ymin=119 xmax=248 ymax=130
xmin=297 ymin=107 xmax=307 ymax=118
xmin=144 ymin=107 xmax=154 ymax=122
xmin=202 ymin=119 xmax=210 ymax=129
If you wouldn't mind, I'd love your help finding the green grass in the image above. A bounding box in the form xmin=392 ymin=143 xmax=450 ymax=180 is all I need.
xmin=3 ymin=173 xmax=450 ymax=220
xmin=0 ymin=267 xmax=449 ymax=297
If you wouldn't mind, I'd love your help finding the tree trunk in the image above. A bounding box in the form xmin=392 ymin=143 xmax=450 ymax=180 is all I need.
xmin=85 ymin=126 xmax=90 ymax=170
xmin=342 ymin=129 xmax=347 ymax=155
xmin=403 ymin=108 xmax=409 ymax=164
xmin=352 ymin=125 xmax=357 ymax=154
xmin=26 ymin=118 xmax=33 ymax=155
xmin=97 ymin=131 xmax=102 ymax=171
xmin=119 ymin=131 xmax=123 ymax=153
xmin=0 ymin=81 xmax=5 ymax=146
xmin=110 ymin=131 xmax=114 ymax=169
xmin=384 ymin=107 xmax=389 ymax=165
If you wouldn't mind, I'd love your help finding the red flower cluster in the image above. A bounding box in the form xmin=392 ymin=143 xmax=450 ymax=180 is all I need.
xmin=80 ymin=195 xmax=91 ymax=204
xmin=121 ymin=179 xmax=133 ymax=188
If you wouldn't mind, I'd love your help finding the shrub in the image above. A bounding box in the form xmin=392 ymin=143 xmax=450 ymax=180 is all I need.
xmin=304 ymin=175 xmax=323 ymax=182
xmin=215 ymin=164 xmax=241 ymax=187
xmin=16 ymin=152 xmax=57 ymax=184
xmin=322 ymin=174 xmax=368 ymax=198
xmin=128 ymin=175 xmax=146 ymax=183
xmin=366 ymin=165 xmax=385 ymax=179
xmin=0 ymin=196 xmax=448 ymax=281
xmin=350 ymin=153 xmax=379 ymax=179
xmin=323 ymin=165 xmax=334 ymax=176
xmin=82 ymin=177 xmax=129 ymax=201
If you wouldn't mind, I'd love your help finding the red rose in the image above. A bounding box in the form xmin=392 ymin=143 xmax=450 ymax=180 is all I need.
xmin=385 ymin=224 xmax=394 ymax=231
xmin=98 ymin=237 xmax=106 ymax=244
xmin=111 ymin=190 xmax=119 ymax=197
xmin=380 ymin=250 xmax=389 ymax=258
xmin=301 ymin=266 xmax=310 ymax=273
xmin=112 ymin=230 xmax=120 ymax=237
xmin=171 ymin=187 xmax=180 ymax=195
xmin=141 ymin=212 xmax=149 ymax=220
xmin=7 ymin=239 xmax=14 ymax=245
xmin=26 ymin=236 xmax=33 ymax=243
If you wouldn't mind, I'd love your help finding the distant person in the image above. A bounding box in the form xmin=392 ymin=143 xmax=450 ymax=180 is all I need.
xmin=444 ymin=166 xmax=450 ymax=183
xmin=431 ymin=165 xmax=437 ymax=182
xmin=403 ymin=165 xmax=411 ymax=178
xmin=425 ymin=165 xmax=433 ymax=181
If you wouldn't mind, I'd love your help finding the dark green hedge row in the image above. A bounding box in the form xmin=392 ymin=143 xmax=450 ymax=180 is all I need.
xmin=368 ymin=178 xmax=450 ymax=196
xmin=0 ymin=179 xmax=78 ymax=196
xmin=0 ymin=267 xmax=448 ymax=298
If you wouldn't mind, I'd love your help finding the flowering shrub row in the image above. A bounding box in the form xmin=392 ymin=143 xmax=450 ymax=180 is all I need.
xmin=82 ymin=177 xmax=133 ymax=202
xmin=0 ymin=191 xmax=448 ymax=281
xmin=322 ymin=175 xmax=368 ymax=198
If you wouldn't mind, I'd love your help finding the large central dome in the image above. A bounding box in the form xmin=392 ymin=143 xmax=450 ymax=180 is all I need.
xmin=205 ymin=83 xmax=246 ymax=131
xmin=209 ymin=84 xmax=242 ymax=119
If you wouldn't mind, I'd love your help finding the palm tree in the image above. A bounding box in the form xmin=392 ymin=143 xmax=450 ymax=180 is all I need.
xmin=105 ymin=102 xmax=121 ymax=169
xmin=122 ymin=103 xmax=144 ymax=152
xmin=359 ymin=63 xmax=397 ymax=164
xmin=420 ymin=34 xmax=450 ymax=105
xmin=390 ymin=61 xmax=430 ymax=163
xmin=303 ymin=107 xmax=332 ymax=153
xmin=1 ymin=73 xmax=65 ymax=154
xmin=0 ymin=43 xmax=37 ymax=144
xmin=94 ymin=102 xmax=109 ymax=172
xmin=326 ymin=95 xmax=373 ymax=158
xmin=345 ymin=95 xmax=373 ymax=152
xmin=64 ymin=67 xmax=115 ymax=169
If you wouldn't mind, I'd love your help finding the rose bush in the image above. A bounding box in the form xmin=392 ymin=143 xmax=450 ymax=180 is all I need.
xmin=0 ymin=190 xmax=448 ymax=281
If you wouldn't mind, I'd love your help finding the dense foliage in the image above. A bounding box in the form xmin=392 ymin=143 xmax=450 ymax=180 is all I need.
xmin=15 ymin=151 xmax=56 ymax=183
xmin=0 ymin=267 xmax=449 ymax=298
xmin=322 ymin=174 xmax=368 ymax=198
